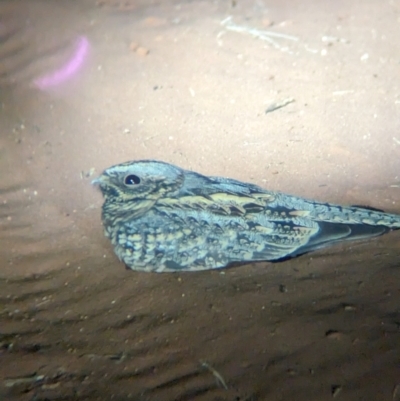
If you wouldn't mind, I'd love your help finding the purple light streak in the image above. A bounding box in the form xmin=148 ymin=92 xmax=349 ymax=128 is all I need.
xmin=34 ymin=36 xmax=90 ymax=90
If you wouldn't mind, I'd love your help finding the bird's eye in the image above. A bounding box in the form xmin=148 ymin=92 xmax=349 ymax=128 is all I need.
xmin=124 ymin=174 xmax=141 ymax=186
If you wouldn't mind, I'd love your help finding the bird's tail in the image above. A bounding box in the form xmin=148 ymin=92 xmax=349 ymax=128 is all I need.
xmin=283 ymin=203 xmax=400 ymax=259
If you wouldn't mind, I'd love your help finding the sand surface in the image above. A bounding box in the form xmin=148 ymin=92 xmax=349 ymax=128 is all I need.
xmin=1 ymin=0 xmax=400 ymax=400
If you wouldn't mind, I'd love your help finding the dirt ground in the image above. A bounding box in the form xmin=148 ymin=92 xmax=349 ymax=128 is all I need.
xmin=1 ymin=0 xmax=400 ymax=400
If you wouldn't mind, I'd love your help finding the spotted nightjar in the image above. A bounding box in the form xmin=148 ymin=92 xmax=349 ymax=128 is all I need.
xmin=93 ymin=160 xmax=400 ymax=272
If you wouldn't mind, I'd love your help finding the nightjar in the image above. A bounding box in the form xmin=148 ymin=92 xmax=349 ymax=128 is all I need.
xmin=93 ymin=160 xmax=400 ymax=272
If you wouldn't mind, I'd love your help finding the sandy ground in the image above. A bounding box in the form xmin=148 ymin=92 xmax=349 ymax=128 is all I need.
xmin=1 ymin=0 xmax=400 ymax=400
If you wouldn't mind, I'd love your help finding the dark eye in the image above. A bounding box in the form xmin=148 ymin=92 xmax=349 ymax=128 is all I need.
xmin=124 ymin=174 xmax=141 ymax=185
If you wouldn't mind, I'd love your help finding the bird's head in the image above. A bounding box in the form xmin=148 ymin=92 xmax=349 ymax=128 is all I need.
xmin=92 ymin=160 xmax=185 ymax=204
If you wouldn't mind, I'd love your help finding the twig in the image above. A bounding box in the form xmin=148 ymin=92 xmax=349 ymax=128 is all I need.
xmin=221 ymin=16 xmax=298 ymax=54
xmin=200 ymin=360 xmax=228 ymax=390
xmin=265 ymin=97 xmax=295 ymax=114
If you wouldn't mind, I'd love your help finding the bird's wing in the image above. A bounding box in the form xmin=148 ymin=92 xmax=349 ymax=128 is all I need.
xmin=180 ymin=171 xmax=269 ymax=197
xmin=157 ymin=170 xmax=400 ymax=267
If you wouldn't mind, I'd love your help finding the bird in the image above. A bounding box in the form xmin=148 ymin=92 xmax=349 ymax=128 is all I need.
xmin=92 ymin=160 xmax=400 ymax=273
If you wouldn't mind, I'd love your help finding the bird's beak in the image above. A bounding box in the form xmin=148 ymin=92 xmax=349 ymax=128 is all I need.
xmin=91 ymin=175 xmax=108 ymax=188
xmin=91 ymin=175 xmax=111 ymax=195
xmin=91 ymin=177 xmax=101 ymax=186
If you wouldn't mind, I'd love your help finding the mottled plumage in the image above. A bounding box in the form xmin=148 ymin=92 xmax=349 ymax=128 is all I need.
xmin=93 ymin=160 xmax=400 ymax=272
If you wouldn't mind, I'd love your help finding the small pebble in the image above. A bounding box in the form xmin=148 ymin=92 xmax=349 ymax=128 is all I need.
xmin=325 ymin=330 xmax=343 ymax=340
xmin=261 ymin=18 xmax=274 ymax=27
xmin=129 ymin=41 xmax=139 ymax=51
xmin=142 ymin=17 xmax=166 ymax=27
xmin=136 ymin=46 xmax=149 ymax=56
xmin=331 ymin=385 xmax=342 ymax=398
xmin=130 ymin=42 xmax=149 ymax=56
